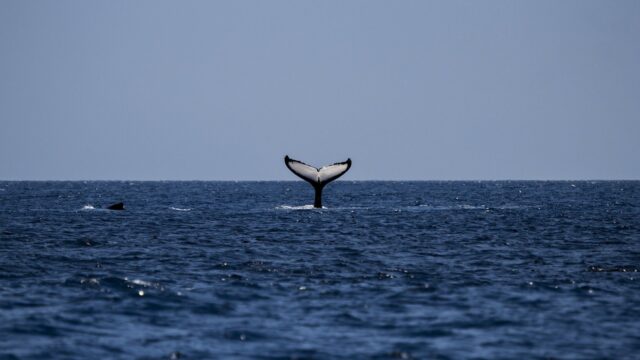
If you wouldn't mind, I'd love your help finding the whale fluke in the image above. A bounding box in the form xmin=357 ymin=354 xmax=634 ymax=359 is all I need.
xmin=284 ymin=155 xmax=351 ymax=208
xmin=106 ymin=202 xmax=124 ymax=210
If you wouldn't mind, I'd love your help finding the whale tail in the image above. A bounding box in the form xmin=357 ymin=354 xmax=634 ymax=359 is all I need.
xmin=284 ymin=155 xmax=352 ymax=208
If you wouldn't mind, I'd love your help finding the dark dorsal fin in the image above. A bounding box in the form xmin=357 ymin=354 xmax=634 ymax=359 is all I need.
xmin=106 ymin=202 xmax=124 ymax=210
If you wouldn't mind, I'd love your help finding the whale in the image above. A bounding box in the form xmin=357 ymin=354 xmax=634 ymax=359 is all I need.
xmin=106 ymin=202 xmax=124 ymax=210
xmin=284 ymin=155 xmax=352 ymax=208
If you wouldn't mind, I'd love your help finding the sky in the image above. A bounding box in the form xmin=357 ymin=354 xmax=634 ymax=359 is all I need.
xmin=1 ymin=0 xmax=639 ymax=180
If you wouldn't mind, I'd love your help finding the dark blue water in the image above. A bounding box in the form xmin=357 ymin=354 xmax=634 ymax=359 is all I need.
xmin=1 ymin=181 xmax=639 ymax=359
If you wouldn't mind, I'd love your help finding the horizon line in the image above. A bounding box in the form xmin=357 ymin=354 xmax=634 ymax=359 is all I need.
xmin=1 ymin=179 xmax=639 ymax=182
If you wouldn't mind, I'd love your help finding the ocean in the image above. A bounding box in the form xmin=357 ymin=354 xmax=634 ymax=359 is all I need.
xmin=0 ymin=181 xmax=639 ymax=359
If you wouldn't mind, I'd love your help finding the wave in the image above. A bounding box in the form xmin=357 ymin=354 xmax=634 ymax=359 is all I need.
xmin=275 ymin=205 xmax=377 ymax=211
xmin=71 ymin=275 xmax=172 ymax=297
xmin=170 ymin=207 xmax=192 ymax=211
xmin=402 ymin=204 xmax=487 ymax=211
xmin=406 ymin=204 xmax=530 ymax=211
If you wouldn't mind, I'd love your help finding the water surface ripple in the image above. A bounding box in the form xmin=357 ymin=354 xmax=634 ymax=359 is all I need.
xmin=0 ymin=181 xmax=639 ymax=359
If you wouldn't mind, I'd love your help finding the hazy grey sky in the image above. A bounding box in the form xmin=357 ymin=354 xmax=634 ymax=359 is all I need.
xmin=1 ymin=1 xmax=638 ymax=180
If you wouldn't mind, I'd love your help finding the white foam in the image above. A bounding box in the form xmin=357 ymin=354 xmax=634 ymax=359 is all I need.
xmin=459 ymin=204 xmax=485 ymax=210
xmin=81 ymin=205 xmax=95 ymax=210
xmin=496 ymin=204 xmax=528 ymax=210
xmin=126 ymin=278 xmax=153 ymax=287
xmin=276 ymin=205 xmax=321 ymax=210
xmin=170 ymin=207 xmax=192 ymax=211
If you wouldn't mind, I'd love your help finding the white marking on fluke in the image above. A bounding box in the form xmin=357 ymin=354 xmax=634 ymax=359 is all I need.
xmin=284 ymin=155 xmax=352 ymax=208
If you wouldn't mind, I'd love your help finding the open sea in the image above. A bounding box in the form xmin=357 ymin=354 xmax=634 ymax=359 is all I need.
xmin=0 ymin=181 xmax=639 ymax=359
